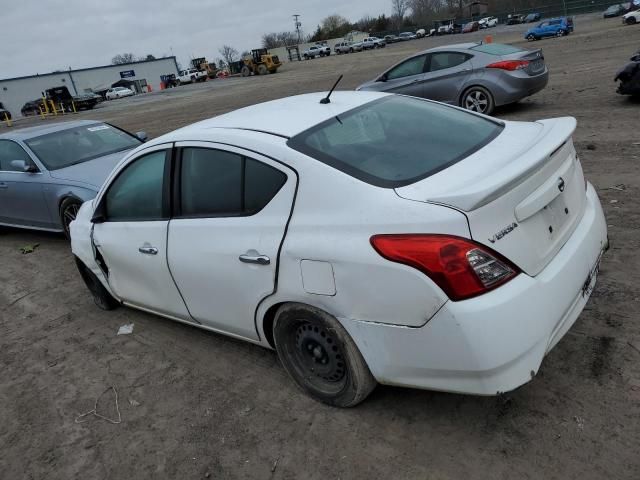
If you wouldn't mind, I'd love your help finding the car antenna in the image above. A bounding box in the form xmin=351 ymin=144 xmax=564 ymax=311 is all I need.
xmin=320 ymin=75 xmax=343 ymax=104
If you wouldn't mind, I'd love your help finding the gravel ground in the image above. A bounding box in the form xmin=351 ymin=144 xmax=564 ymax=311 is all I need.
xmin=1 ymin=12 xmax=639 ymax=480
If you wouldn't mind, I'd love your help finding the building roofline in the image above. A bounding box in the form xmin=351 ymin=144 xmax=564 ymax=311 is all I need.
xmin=0 ymin=56 xmax=179 ymax=83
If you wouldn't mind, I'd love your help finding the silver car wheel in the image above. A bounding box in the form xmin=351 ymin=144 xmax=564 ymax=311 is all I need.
xmin=464 ymin=90 xmax=489 ymax=113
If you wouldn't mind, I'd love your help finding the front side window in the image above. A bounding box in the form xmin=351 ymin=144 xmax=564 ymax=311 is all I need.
xmin=428 ymin=52 xmax=470 ymax=72
xmin=0 ymin=140 xmax=34 ymax=171
xmin=387 ymin=55 xmax=427 ymax=80
xmin=105 ymin=150 xmax=167 ymax=221
xmin=288 ymin=96 xmax=503 ymax=188
xmin=179 ymin=148 xmax=287 ymax=217
xmin=25 ymin=123 xmax=142 ymax=170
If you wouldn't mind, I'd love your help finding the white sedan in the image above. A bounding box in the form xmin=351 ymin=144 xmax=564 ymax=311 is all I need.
xmin=71 ymin=92 xmax=608 ymax=407
xmin=623 ymin=9 xmax=640 ymax=24
xmin=105 ymin=87 xmax=135 ymax=100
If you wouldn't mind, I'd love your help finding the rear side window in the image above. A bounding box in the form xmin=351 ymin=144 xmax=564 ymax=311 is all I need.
xmin=428 ymin=52 xmax=470 ymax=72
xmin=470 ymin=43 xmax=524 ymax=55
xmin=288 ymin=96 xmax=503 ymax=188
xmin=105 ymin=150 xmax=167 ymax=221
xmin=179 ymin=148 xmax=286 ymax=217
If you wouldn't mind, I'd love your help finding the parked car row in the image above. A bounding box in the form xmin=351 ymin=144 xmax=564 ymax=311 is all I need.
xmin=332 ymin=37 xmax=386 ymax=55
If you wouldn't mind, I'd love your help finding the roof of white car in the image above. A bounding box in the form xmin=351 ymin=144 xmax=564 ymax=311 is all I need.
xmin=162 ymin=91 xmax=389 ymax=139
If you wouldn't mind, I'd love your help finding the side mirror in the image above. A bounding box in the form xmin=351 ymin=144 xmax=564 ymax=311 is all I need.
xmin=378 ymin=73 xmax=388 ymax=82
xmin=136 ymin=131 xmax=148 ymax=142
xmin=10 ymin=160 xmax=37 ymax=173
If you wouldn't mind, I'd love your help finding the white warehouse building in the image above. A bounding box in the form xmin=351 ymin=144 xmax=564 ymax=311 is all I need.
xmin=0 ymin=57 xmax=179 ymax=117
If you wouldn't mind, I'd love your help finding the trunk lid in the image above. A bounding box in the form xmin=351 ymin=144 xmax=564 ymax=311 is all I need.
xmin=395 ymin=117 xmax=586 ymax=276
xmin=502 ymin=48 xmax=546 ymax=76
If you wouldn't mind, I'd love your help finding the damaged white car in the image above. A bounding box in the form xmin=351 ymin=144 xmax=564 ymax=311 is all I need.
xmin=71 ymin=92 xmax=608 ymax=407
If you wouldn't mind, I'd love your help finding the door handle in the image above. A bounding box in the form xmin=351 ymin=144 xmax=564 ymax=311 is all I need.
xmin=239 ymin=253 xmax=270 ymax=265
xmin=138 ymin=246 xmax=158 ymax=255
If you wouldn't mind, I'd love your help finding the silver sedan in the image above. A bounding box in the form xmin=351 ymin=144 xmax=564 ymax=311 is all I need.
xmin=0 ymin=120 xmax=146 ymax=237
xmin=357 ymin=42 xmax=549 ymax=115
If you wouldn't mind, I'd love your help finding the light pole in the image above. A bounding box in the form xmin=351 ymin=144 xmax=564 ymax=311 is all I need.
xmin=293 ymin=14 xmax=302 ymax=44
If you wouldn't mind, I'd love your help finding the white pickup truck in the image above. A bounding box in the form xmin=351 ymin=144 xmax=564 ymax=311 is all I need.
xmin=362 ymin=37 xmax=386 ymax=49
xmin=303 ymin=44 xmax=331 ymax=59
xmin=177 ymin=68 xmax=207 ymax=85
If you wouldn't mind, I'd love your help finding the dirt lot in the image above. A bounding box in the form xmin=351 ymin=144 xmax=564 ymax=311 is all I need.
xmin=1 ymin=12 xmax=639 ymax=479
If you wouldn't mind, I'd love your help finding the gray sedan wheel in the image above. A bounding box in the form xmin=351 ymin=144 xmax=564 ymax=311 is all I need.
xmin=59 ymin=197 xmax=81 ymax=239
xmin=461 ymin=86 xmax=495 ymax=115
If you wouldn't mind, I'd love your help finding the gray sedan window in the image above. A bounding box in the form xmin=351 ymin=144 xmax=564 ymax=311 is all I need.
xmin=0 ymin=140 xmax=33 ymax=171
xmin=387 ymin=55 xmax=427 ymax=80
xmin=429 ymin=52 xmax=470 ymax=72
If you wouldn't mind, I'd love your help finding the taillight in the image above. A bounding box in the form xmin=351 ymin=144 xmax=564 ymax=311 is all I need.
xmin=486 ymin=60 xmax=530 ymax=71
xmin=370 ymin=234 xmax=520 ymax=301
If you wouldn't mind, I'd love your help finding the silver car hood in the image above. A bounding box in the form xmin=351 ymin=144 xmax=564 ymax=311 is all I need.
xmin=48 ymin=149 xmax=133 ymax=189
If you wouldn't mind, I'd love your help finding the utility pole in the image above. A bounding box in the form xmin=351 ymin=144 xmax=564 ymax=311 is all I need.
xmin=293 ymin=14 xmax=302 ymax=44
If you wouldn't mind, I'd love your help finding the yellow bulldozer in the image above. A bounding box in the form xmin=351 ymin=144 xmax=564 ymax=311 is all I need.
xmin=241 ymin=49 xmax=282 ymax=76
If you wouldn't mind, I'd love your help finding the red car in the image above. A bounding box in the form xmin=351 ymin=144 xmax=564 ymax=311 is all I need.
xmin=463 ymin=21 xmax=480 ymax=33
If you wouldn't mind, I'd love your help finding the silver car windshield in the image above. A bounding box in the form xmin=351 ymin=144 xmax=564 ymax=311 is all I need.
xmin=25 ymin=124 xmax=141 ymax=170
xmin=288 ymin=96 xmax=503 ymax=188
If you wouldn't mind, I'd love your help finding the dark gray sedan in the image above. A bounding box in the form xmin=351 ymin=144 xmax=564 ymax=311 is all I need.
xmin=357 ymin=42 xmax=549 ymax=115
xmin=0 ymin=120 xmax=146 ymax=237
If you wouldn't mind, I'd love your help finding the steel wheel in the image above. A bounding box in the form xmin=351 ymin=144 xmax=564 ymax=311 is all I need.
xmin=273 ymin=304 xmax=376 ymax=407
xmin=463 ymin=87 xmax=493 ymax=114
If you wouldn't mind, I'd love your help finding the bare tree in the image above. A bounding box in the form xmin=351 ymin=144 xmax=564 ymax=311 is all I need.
xmin=218 ymin=45 xmax=239 ymax=66
xmin=391 ymin=0 xmax=410 ymax=19
xmin=321 ymin=14 xmax=350 ymax=32
xmin=111 ymin=53 xmax=136 ymax=65
xmin=262 ymin=33 xmax=279 ymax=49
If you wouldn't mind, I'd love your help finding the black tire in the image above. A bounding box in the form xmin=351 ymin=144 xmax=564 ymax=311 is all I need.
xmin=257 ymin=64 xmax=268 ymax=75
xmin=273 ymin=303 xmax=376 ymax=407
xmin=626 ymin=17 xmax=636 ymax=24
xmin=461 ymin=86 xmax=495 ymax=115
xmin=59 ymin=197 xmax=82 ymax=240
xmin=526 ymin=34 xmax=536 ymax=41
xmin=75 ymin=257 xmax=119 ymax=311
xmin=556 ymin=29 xmax=565 ymax=37
xmin=241 ymin=66 xmax=251 ymax=77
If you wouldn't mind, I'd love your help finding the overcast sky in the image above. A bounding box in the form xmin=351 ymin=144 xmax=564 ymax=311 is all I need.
xmin=2 ymin=0 xmax=392 ymax=78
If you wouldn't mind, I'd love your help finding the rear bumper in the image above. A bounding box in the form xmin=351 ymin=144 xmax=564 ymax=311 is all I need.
xmin=492 ymin=69 xmax=549 ymax=106
xmin=340 ymin=183 xmax=607 ymax=395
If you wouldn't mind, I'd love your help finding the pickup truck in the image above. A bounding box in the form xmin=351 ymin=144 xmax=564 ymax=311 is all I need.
xmin=303 ymin=45 xmax=331 ymax=59
xmin=362 ymin=37 xmax=386 ymax=49
xmin=177 ymin=68 xmax=207 ymax=84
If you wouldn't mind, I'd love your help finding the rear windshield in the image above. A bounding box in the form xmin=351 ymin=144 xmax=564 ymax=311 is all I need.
xmin=470 ymin=43 xmax=524 ymax=55
xmin=25 ymin=123 xmax=141 ymax=170
xmin=288 ymin=96 xmax=503 ymax=188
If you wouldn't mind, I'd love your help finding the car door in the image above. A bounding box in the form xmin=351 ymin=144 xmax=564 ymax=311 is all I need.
xmin=0 ymin=140 xmax=53 ymax=229
xmin=422 ymin=51 xmax=474 ymax=104
xmin=539 ymin=21 xmax=551 ymax=36
xmin=380 ymin=54 xmax=429 ymax=97
xmin=91 ymin=145 xmax=191 ymax=319
xmin=166 ymin=143 xmax=296 ymax=340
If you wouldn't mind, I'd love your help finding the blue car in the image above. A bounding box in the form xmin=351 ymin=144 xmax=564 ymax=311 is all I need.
xmin=525 ymin=17 xmax=574 ymax=40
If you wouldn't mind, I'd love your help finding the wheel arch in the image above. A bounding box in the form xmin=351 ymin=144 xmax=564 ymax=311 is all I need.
xmin=258 ymin=299 xmax=344 ymax=349
xmin=458 ymin=82 xmax=495 ymax=107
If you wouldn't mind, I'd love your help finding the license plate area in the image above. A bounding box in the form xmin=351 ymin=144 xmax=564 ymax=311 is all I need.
xmin=541 ymin=193 xmax=570 ymax=237
xmin=528 ymin=59 xmax=545 ymax=74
